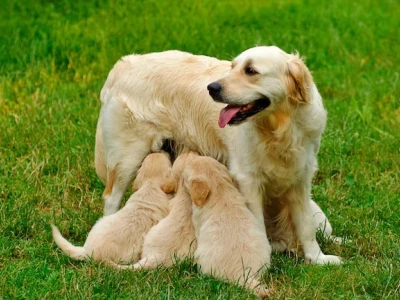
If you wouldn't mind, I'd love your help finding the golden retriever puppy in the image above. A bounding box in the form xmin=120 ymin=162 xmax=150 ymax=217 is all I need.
xmin=52 ymin=152 xmax=174 ymax=263
xmin=96 ymin=46 xmax=341 ymax=264
xmin=108 ymin=154 xmax=196 ymax=270
xmin=179 ymin=153 xmax=271 ymax=298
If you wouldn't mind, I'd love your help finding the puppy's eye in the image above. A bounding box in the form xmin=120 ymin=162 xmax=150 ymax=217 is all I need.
xmin=244 ymin=66 xmax=258 ymax=76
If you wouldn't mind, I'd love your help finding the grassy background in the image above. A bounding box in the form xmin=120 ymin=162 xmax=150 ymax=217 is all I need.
xmin=1 ymin=0 xmax=399 ymax=298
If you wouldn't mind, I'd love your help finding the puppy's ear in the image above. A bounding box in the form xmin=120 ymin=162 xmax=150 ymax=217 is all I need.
xmin=285 ymin=54 xmax=313 ymax=104
xmin=188 ymin=176 xmax=210 ymax=208
xmin=161 ymin=169 xmax=177 ymax=194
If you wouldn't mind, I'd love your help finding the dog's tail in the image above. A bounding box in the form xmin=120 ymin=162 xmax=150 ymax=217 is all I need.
xmin=51 ymin=224 xmax=88 ymax=261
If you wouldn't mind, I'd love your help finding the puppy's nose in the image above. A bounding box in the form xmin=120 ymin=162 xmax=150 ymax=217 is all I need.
xmin=207 ymin=82 xmax=222 ymax=94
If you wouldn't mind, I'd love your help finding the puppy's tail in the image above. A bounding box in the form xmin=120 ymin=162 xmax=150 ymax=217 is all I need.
xmin=51 ymin=224 xmax=88 ymax=261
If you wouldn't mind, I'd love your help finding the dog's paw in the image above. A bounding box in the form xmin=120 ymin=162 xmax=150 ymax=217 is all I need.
xmin=306 ymin=254 xmax=342 ymax=265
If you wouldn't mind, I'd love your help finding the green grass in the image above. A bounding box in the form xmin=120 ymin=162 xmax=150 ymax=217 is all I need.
xmin=1 ymin=0 xmax=399 ymax=298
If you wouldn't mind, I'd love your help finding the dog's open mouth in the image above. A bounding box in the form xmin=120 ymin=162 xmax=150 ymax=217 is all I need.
xmin=218 ymin=98 xmax=271 ymax=128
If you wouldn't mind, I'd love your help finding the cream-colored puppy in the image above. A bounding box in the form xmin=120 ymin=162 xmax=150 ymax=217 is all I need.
xmin=97 ymin=46 xmax=341 ymax=265
xmin=52 ymin=152 xmax=174 ymax=263
xmin=180 ymin=153 xmax=271 ymax=298
xmin=108 ymin=153 xmax=197 ymax=270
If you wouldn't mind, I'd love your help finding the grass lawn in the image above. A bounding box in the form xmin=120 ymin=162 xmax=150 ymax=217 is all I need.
xmin=1 ymin=0 xmax=399 ymax=298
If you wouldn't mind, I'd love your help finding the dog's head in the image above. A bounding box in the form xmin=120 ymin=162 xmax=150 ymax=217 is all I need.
xmin=172 ymin=151 xmax=199 ymax=178
xmin=207 ymin=46 xmax=313 ymax=128
xmin=181 ymin=155 xmax=233 ymax=208
xmin=133 ymin=152 xmax=176 ymax=193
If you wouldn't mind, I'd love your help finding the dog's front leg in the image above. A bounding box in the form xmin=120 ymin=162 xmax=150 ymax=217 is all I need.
xmin=234 ymin=174 xmax=266 ymax=232
xmin=288 ymin=185 xmax=341 ymax=265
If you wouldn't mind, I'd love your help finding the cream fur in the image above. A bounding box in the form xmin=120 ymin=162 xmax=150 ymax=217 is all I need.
xmin=52 ymin=152 xmax=173 ymax=263
xmin=108 ymin=156 xmax=197 ymax=270
xmin=96 ymin=46 xmax=341 ymax=264
xmin=180 ymin=153 xmax=271 ymax=298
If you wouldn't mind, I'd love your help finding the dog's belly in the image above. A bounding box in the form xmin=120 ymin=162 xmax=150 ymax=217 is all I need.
xmin=172 ymin=131 xmax=230 ymax=165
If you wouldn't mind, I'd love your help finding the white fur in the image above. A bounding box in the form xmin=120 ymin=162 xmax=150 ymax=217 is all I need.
xmin=108 ymin=174 xmax=196 ymax=270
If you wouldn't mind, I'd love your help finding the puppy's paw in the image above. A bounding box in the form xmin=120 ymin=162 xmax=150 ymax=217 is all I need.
xmin=132 ymin=262 xmax=144 ymax=269
xmin=253 ymin=284 xmax=273 ymax=299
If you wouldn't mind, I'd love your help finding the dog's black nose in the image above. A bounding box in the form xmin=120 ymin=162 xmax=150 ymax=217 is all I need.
xmin=207 ymin=82 xmax=222 ymax=95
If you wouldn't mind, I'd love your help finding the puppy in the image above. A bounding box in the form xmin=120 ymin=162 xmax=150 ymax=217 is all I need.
xmin=96 ymin=46 xmax=341 ymax=264
xmin=108 ymin=153 xmax=197 ymax=270
xmin=52 ymin=152 xmax=174 ymax=263
xmin=180 ymin=153 xmax=271 ymax=298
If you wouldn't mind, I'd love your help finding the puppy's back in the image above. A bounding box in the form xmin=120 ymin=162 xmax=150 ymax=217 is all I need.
xmin=188 ymin=157 xmax=271 ymax=296
xmin=196 ymin=198 xmax=270 ymax=272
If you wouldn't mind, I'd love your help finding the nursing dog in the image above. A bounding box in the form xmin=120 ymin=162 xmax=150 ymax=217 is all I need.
xmin=96 ymin=46 xmax=341 ymax=264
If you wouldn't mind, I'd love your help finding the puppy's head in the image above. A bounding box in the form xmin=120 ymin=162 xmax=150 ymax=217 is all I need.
xmin=172 ymin=151 xmax=200 ymax=179
xmin=207 ymin=46 xmax=313 ymax=128
xmin=133 ymin=152 xmax=176 ymax=193
xmin=182 ymin=156 xmax=233 ymax=208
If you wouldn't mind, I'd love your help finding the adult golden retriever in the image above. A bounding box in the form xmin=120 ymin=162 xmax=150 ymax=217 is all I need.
xmin=95 ymin=46 xmax=341 ymax=265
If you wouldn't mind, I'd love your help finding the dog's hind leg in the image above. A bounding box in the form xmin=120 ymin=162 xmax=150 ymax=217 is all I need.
xmin=310 ymin=199 xmax=333 ymax=237
xmin=102 ymin=141 xmax=150 ymax=215
xmin=310 ymin=199 xmax=350 ymax=244
xmin=101 ymin=99 xmax=151 ymax=216
xmin=95 ymin=109 xmax=107 ymax=185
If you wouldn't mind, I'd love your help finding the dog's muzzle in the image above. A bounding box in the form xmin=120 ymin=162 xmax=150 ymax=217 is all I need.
xmin=207 ymin=82 xmax=224 ymax=102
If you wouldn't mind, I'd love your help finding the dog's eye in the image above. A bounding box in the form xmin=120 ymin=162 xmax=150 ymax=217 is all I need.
xmin=244 ymin=66 xmax=258 ymax=76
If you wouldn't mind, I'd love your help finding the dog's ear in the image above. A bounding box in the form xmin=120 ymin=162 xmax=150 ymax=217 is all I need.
xmin=285 ymin=54 xmax=313 ymax=104
xmin=188 ymin=176 xmax=210 ymax=208
xmin=161 ymin=169 xmax=177 ymax=194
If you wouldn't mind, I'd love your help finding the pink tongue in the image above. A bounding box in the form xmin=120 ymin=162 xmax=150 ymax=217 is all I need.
xmin=218 ymin=106 xmax=241 ymax=128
